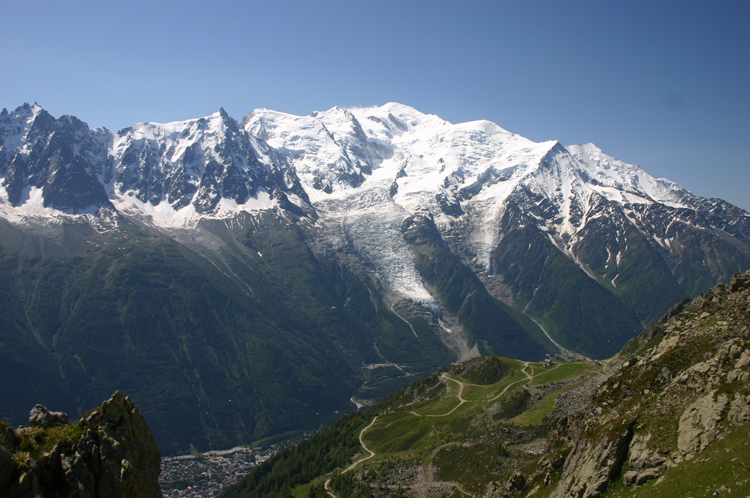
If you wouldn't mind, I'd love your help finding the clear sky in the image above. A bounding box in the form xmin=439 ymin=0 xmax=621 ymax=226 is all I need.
xmin=1 ymin=0 xmax=748 ymax=209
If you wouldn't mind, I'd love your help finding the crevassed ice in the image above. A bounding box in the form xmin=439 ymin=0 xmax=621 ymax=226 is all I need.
xmin=316 ymin=188 xmax=439 ymax=311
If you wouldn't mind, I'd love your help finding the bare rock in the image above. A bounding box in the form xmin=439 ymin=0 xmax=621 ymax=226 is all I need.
xmin=623 ymin=467 xmax=660 ymax=486
xmin=507 ymin=471 xmax=525 ymax=491
xmin=727 ymin=394 xmax=750 ymax=425
xmin=677 ymin=390 xmax=729 ymax=456
xmin=29 ymin=404 xmax=70 ymax=428
xmin=478 ymin=481 xmax=505 ymax=498
xmin=713 ymin=484 xmax=731 ymax=496
xmin=1 ymin=391 xmax=161 ymax=498
xmin=551 ymin=419 xmax=635 ymax=498
xmin=730 ymin=271 xmax=749 ymax=292
xmin=95 ymin=391 xmax=162 ymax=498
xmin=478 ymin=472 xmax=526 ymax=498
xmin=735 ymin=350 xmax=750 ymax=369
xmin=622 ymin=433 xmax=666 ymax=486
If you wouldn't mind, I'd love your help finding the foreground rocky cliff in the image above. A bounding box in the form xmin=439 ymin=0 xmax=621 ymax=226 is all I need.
xmin=531 ymin=269 xmax=750 ymax=497
xmin=0 ymin=392 xmax=161 ymax=498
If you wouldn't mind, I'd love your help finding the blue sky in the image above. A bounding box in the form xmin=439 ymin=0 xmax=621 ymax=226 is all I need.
xmin=1 ymin=0 xmax=748 ymax=209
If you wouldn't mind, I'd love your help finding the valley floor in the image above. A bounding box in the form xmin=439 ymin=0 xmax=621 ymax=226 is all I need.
xmin=161 ymin=445 xmax=289 ymax=498
xmin=160 ymin=449 xmax=259 ymax=498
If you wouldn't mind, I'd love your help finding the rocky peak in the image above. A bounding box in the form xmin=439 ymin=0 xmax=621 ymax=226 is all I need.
xmin=0 ymin=391 xmax=161 ymax=498
xmin=0 ymin=103 xmax=112 ymax=212
xmin=28 ymin=405 xmax=70 ymax=429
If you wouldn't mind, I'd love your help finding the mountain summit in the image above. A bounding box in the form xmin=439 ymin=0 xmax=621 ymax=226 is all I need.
xmin=1 ymin=102 xmax=748 ymax=453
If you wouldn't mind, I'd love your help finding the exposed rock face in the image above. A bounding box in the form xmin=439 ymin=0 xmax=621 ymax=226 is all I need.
xmin=621 ymin=433 xmax=667 ymax=486
xmin=0 ymin=103 xmax=312 ymax=218
xmin=551 ymin=419 xmax=634 ymax=498
xmin=728 ymin=393 xmax=750 ymax=424
xmin=0 ymin=391 xmax=161 ymax=498
xmin=479 ymin=471 xmax=528 ymax=498
xmin=677 ymin=390 xmax=729 ymax=456
xmin=29 ymin=404 xmax=70 ymax=428
xmin=0 ymin=103 xmax=112 ymax=213
xmin=536 ymin=269 xmax=750 ymax=498
xmin=95 ymin=392 xmax=162 ymax=497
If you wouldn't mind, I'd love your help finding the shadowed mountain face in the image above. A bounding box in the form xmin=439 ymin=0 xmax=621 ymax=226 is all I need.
xmin=0 ymin=213 xmax=454 ymax=455
xmin=1 ymin=103 xmax=748 ymax=454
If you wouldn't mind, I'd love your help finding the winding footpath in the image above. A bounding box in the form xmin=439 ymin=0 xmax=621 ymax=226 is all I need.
xmin=408 ymin=372 xmax=468 ymax=418
xmin=343 ymin=416 xmax=379 ymax=473
xmin=323 ymin=478 xmax=336 ymax=498
xmin=325 ymin=360 xmax=565 ymax=497
xmin=324 ymin=414 xmax=380 ymax=497
xmin=486 ymin=361 xmax=534 ymax=402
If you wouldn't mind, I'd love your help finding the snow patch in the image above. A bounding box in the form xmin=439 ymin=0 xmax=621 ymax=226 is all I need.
xmin=111 ymin=191 xmax=276 ymax=228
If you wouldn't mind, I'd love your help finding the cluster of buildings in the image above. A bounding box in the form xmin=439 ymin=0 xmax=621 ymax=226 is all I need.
xmin=160 ymin=447 xmax=271 ymax=498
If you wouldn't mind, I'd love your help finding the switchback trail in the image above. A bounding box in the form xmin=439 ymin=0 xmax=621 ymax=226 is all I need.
xmin=343 ymin=415 xmax=379 ymax=473
xmin=487 ymin=361 xmax=543 ymax=402
xmin=323 ymin=478 xmax=336 ymax=498
xmin=408 ymin=372 xmax=467 ymax=418
xmin=409 ymin=362 xmax=560 ymax=414
xmin=334 ymin=359 xmax=565 ymax=494
xmin=324 ymin=415 xmax=380 ymax=497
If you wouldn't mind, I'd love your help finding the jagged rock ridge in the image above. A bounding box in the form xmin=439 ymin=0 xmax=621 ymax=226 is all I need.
xmin=0 ymin=391 xmax=161 ymax=498
xmin=1 ymin=102 xmax=749 ymax=455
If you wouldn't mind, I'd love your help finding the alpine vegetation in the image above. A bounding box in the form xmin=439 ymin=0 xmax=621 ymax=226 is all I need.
xmin=1 ymin=102 xmax=748 ymax=454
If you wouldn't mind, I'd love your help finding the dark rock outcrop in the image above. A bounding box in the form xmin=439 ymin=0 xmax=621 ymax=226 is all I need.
xmin=0 ymin=391 xmax=161 ymax=498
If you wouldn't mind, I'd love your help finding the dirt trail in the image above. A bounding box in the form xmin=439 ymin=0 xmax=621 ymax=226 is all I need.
xmin=333 ymin=360 xmax=565 ymax=495
xmin=324 ymin=478 xmax=336 ymax=498
xmin=426 ymin=373 xmax=467 ymax=417
xmin=487 ymin=361 xmax=545 ymax=402
xmin=325 ymin=415 xmax=380 ymax=496
xmin=407 ymin=362 xmax=546 ymax=417
xmin=343 ymin=416 xmax=379 ymax=473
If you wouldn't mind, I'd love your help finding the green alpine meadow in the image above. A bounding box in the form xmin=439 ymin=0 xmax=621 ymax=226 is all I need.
xmin=221 ymin=270 xmax=750 ymax=498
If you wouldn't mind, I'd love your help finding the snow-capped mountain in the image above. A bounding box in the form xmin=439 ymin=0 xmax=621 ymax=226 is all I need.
xmin=1 ymin=101 xmax=748 ymax=453
xmin=2 ymin=101 xmax=749 ymax=340
xmin=3 ymin=101 xmax=749 ymax=328
xmin=0 ymin=103 xmax=311 ymax=228
xmin=0 ymin=103 xmax=111 ymax=217
xmin=242 ymin=103 xmax=750 ymax=328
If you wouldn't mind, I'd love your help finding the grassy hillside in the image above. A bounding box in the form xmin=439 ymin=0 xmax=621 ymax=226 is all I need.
xmin=221 ymin=355 xmax=607 ymax=497
xmin=220 ymin=270 xmax=750 ymax=498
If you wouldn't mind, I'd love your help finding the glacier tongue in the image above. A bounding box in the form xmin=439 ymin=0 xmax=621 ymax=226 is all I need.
xmin=244 ymin=103 xmax=568 ymax=294
xmin=315 ymin=187 xmax=440 ymax=310
xmin=3 ymin=101 xmax=748 ymax=313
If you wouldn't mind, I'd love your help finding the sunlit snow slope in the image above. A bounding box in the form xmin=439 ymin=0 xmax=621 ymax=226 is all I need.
xmin=2 ymin=101 xmax=749 ymax=357
xmin=242 ymin=102 xmax=749 ymax=327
